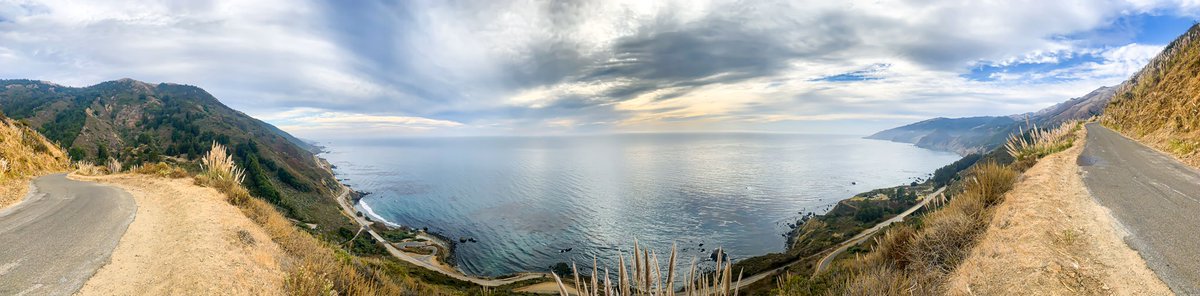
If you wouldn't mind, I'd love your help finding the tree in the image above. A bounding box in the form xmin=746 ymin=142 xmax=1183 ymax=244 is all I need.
xmin=97 ymin=145 xmax=110 ymax=161
xmin=243 ymin=154 xmax=282 ymax=204
xmin=68 ymin=147 xmax=86 ymax=161
xmin=550 ymin=262 xmax=573 ymax=276
xmin=855 ymin=205 xmax=884 ymax=223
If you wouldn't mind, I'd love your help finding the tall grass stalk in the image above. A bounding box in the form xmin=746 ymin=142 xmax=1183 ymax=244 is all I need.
xmin=1005 ymin=120 xmax=1080 ymax=161
xmin=106 ymin=158 xmax=123 ymax=174
xmin=551 ymin=241 xmax=743 ymax=296
xmin=200 ymin=142 xmax=244 ymax=183
xmin=191 ymin=141 xmax=455 ymax=295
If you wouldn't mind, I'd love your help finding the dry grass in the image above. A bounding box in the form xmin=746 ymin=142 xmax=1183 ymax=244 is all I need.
xmin=73 ymin=161 xmax=105 ymax=176
xmin=0 ymin=117 xmax=69 ymax=208
xmin=779 ymin=159 xmax=1021 ymax=295
xmin=944 ymin=128 xmax=1171 ymax=295
xmin=1103 ymin=24 xmax=1200 ymax=168
xmin=106 ymin=158 xmax=123 ymax=174
xmin=777 ymin=121 xmax=1084 ymax=295
xmin=549 ymin=241 xmax=743 ymax=296
xmin=129 ymin=162 xmax=189 ymax=178
xmin=1005 ymin=120 xmax=1081 ymax=163
xmin=192 ymin=143 xmax=456 ymax=295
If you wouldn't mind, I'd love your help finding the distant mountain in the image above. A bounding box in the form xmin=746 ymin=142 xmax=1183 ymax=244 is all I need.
xmin=0 ymin=79 xmax=349 ymax=231
xmin=868 ymin=86 xmax=1116 ymax=155
xmin=1103 ymin=24 xmax=1200 ymax=167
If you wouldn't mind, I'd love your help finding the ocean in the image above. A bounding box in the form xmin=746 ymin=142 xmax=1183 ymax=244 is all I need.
xmin=320 ymin=132 xmax=960 ymax=276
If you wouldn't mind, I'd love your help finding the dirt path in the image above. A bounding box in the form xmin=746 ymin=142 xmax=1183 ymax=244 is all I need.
xmin=944 ymin=128 xmax=1170 ymax=295
xmin=73 ymin=174 xmax=285 ymax=295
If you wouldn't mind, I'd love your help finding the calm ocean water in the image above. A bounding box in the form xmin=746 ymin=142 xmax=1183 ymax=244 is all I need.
xmin=321 ymin=133 xmax=960 ymax=276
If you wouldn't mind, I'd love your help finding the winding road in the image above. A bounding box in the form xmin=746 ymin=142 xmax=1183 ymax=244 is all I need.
xmin=1079 ymin=123 xmax=1200 ymax=294
xmin=0 ymin=174 xmax=135 ymax=296
xmin=810 ymin=186 xmax=946 ymax=276
xmin=331 ymin=185 xmax=545 ymax=286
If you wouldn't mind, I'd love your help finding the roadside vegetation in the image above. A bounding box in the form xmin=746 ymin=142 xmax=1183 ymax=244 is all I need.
xmin=70 ymin=142 xmax=468 ymax=295
xmin=775 ymin=120 xmax=1080 ymax=295
xmin=0 ymin=114 xmax=69 ymax=208
xmin=192 ymin=142 xmax=466 ymax=295
xmin=1103 ymin=24 xmax=1200 ymax=168
xmin=547 ymin=242 xmax=744 ymax=296
xmin=0 ymin=79 xmax=354 ymax=241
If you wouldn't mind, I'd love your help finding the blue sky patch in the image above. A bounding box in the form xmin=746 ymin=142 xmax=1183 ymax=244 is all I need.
xmin=814 ymin=64 xmax=890 ymax=82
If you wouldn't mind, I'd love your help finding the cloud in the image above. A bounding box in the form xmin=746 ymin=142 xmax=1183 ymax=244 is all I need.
xmin=262 ymin=108 xmax=466 ymax=138
xmin=2 ymin=0 xmax=1198 ymax=136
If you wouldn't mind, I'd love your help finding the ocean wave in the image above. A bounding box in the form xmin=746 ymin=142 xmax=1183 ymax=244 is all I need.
xmin=358 ymin=199 xmax=401 ymax=228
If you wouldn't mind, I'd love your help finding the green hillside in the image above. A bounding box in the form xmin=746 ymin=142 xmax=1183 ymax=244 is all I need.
xmin=0 ymin=79 xmax=350 ymax=235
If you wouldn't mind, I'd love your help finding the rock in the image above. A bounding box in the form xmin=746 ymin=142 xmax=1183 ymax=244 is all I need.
xmin=710 ymin=249 xmax=727 ymax=262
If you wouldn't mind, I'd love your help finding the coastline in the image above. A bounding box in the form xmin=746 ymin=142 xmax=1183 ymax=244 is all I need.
xmin=316 ymin=152 xmax=491 ymax=280
xmin=314 ymin=140 xmax=961 ymax=291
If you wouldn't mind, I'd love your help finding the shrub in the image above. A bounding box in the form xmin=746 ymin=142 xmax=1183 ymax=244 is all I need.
xmin=192 ymin=141 xmax=453 ymax=295
xmin=1004 ymin=120 xmax=1080 ymax=162
xmin=131 ymin=162 xmax=189 ymax=178
xmin=106 ymin=158 xmax=123 ymax=174
xmin=74 ymin=161 xmax=105 ymax=176
xmin=195 ymin=142 xmax=249 ymax=204
xmin=787 ymin=161 xmax=1019 ymax=295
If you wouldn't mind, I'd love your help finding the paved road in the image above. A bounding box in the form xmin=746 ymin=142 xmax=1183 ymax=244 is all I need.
xmin=1079 ymin=123 xmax=1200 ymax=294
xmin=0 ymin=174 xmax=136 ymax=296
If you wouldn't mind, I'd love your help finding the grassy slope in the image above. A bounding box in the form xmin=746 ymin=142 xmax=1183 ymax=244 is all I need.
xmin=1103 ymin=24 xmax=1200 ymax=168
xmin=0 ymin=81 xmax=485 ymax=294
xmin=774 ymin=121 xmax=1077 ymax=295
xmin=0 ymin=113 xmax=69 ymax=208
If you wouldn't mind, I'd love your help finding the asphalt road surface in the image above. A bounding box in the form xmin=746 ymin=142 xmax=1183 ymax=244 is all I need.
xmin=0 ymin=174 xmax=135 ymax=296
xmin=1079 ymin=123 xmax=1200 ymax=294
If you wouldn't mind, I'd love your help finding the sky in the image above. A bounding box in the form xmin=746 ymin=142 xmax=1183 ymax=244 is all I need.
xmin=0 ymin=0 xmax=1197 ymax=138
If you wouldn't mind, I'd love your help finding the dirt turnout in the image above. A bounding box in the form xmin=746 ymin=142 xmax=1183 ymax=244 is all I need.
xmin=74 ymin=174 xmax=285 ymax=295
xmin=944 ymin=129 xmax=1170 ymax=295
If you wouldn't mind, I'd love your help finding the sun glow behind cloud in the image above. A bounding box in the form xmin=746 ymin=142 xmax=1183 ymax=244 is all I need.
xmin=1 ymin=0 xmax=1197 ymax=138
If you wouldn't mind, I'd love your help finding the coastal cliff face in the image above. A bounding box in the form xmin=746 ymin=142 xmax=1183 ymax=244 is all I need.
xmin=866 ymin=116 xmax=1017 ymax=155
xmin=867 ymin=86 xmax=1116 ymax=155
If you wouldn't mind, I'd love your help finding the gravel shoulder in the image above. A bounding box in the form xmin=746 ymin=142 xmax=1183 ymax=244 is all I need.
xmin=944 ymin=127 xmax=1171 ymax=295
xmin=73 ymin=174 xmax=286 ymax=295
xmin=0 ymin=174 xmax=134 ymax=296
xmin=1079 ymin=123 xmax=1200 ymax=294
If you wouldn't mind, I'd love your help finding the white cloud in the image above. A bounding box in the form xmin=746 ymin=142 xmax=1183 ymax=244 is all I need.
xmin=1 ymin=0 xmax=1197 ymax=137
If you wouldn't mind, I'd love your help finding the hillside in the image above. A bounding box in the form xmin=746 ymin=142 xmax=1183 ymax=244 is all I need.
xmin=0 ymin=113 xmax=69 ymax=208
xmin=0 ymin=79 xmax=349 ymax=235
xmin=866 ymin=116 xmax=1018 ymax=155
xmin=868 ymin=86 xmax=1115 ymax=155
xmin=1103 ymin=24 xmax=1200 ymax=168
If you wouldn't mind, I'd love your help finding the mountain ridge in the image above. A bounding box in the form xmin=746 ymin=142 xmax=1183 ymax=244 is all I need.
xmin=0 ymin=78 xmax=349 ymax=234
xmin=867 ymin=85 xmax=1116 ymax=155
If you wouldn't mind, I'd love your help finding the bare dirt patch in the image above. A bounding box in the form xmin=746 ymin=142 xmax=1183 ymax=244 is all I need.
xmin=73 ymin=174 xmax=285 ymax=295
xmin=944 ymin=129 xmax=1171 ymax=295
